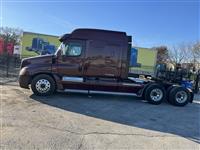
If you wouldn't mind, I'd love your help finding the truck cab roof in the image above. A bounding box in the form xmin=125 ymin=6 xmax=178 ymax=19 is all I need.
xmin=59 ymin=28 xmax=128 ymax=42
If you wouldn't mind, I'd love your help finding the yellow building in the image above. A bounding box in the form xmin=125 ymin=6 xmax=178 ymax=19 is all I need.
xmin=129 ymin=47 xmax=157 ymax=76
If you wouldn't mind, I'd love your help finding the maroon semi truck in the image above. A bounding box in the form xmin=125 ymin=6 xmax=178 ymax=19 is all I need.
xmin=19 ymin=28 xmax=193 ymax=106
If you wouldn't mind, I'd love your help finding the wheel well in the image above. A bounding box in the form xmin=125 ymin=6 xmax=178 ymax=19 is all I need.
xmin=141 ymin=83 xmax=152 ymax=98
xmin=30 ymin=73 xmax=56 ymax=86
xmin=187 ymin=88 xmax=194 ymax=103
xmin=141 ymin=82 xmax=168 ymax=98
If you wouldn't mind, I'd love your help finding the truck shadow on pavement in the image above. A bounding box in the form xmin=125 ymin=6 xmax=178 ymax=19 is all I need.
xmin=30 ymin=92 xmax=200 ymax=144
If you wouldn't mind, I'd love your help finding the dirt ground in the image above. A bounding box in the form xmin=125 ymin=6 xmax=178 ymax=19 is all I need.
xmin=1 ymin=82 xmax=200 ymax=149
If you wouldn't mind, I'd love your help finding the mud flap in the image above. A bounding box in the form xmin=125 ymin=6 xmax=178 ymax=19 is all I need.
xmin=187 ymin=88 xmax=194 ymax=103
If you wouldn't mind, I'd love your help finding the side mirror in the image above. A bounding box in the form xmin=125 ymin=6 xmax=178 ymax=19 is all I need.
xmin=56 ymin=49 xmax=66 ymax=61
xmin=56 ymin=49 xmax=62 ymax=57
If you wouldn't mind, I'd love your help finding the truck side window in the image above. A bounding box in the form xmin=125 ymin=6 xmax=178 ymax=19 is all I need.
xmin=63 ymin=42 xmax=82 ymax=56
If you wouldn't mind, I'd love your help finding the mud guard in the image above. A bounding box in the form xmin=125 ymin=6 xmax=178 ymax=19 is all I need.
xmin=52 ymin=74 xmax=64 ymax=90
xmin=187 ymin=88 xmax=194 ymax=103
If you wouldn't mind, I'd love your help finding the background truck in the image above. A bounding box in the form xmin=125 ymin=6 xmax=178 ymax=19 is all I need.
xmin=26 ymin=37 xmax=56 ymax=55
xmin=19 ymin=28 xmax=193 ymax=106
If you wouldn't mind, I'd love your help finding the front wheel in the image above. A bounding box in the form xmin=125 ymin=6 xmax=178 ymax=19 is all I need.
xmin=144 ymin=84 xmax=166 ymax=105
xmin=31 ymin=74 xmax=56 ymax=96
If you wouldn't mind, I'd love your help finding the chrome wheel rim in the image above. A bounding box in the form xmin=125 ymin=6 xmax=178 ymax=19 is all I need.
xmin=35 ymin=79 xmax=51 ymax=93
xmin=150 ymin=88 xmax=163 ymax=101
xmin=175 ymin=91 xmax=188 ymax=103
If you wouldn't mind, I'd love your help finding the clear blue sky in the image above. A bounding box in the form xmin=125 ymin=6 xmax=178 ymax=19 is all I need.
xmin=1 ymin=0 xmax=199 ymax=48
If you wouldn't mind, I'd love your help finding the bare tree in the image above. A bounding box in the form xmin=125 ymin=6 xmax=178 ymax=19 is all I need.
xmin=168 ymin=43 xmax=189 ymax=65
xmin=191 ymin=41 xmax=200 ymax=64
xmin=153 ymin=46 xmax=169 ymax=64
xmin=168 ymin=42 xmax=200 ymax=71
xmin=0 ymin=27 xmax=22 ymax=51
xmin=0 ymin=27 xmax=22 ymax=77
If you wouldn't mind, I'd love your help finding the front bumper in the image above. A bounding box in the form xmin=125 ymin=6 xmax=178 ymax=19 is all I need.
xmin=19 ymin=75 xmax=30 ymax=89
xmin=19 ymin=67 xmax=31 ymax=89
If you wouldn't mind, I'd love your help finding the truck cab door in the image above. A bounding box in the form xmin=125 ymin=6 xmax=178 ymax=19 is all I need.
xmin=84 ymin=40 xmax=121 ymax=78
xmin=57 ymin=40 xmax=86 ymax=84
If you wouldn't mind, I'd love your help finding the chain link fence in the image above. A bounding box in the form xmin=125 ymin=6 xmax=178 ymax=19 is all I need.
xmin=0 ymin=54 xmax=21 ymax=78
xmin=0 ymin=54 xmax=35 ymax=78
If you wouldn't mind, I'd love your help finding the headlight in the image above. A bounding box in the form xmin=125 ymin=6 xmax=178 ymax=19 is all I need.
xmin=19 ymin=67 xmax=28 ymax=75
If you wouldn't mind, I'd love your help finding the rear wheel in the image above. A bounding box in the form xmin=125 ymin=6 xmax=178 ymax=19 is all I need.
xmin=31 ymin=74 xmax=56 ymax=96
xmin=144 ymin=84 xmax=166 ymax=105
xmin=169 ymin=86 xmax=190 ymax=106
xmin=166 ymin=85 xmax=177 ymax=104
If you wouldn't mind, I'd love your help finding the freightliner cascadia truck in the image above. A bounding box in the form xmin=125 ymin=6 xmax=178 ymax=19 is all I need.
xmin=19 ymin=28 xmax=193 ymax=106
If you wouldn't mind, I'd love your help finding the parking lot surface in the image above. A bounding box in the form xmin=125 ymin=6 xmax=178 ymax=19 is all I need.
xmin=1 ymin=82 xmax=200 ymax=149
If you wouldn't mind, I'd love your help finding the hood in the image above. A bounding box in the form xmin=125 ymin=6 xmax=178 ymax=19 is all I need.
xmin=21 ymin=55 xmax=54 ymax=68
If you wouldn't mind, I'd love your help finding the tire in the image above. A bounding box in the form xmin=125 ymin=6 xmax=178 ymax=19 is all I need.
xmin=169 ymin=86 xmax=190 ymax=106
xmin=31 ymin=74 xmax=56 ymax=96
xmin=144 ymin=83 xmax=166 ymax=105
xmin=166 ymin=85 xmax=177 ymax=104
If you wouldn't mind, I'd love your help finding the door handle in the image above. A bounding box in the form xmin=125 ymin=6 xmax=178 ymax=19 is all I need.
xmin=84 ymin=63 xmax=89 ymax=71
xmin=78 ymin=65 xmax=82 ymax=72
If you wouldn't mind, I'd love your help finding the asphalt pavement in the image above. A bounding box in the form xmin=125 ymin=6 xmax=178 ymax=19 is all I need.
xmin=1 ymin=82 xmax=200 ymax=149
